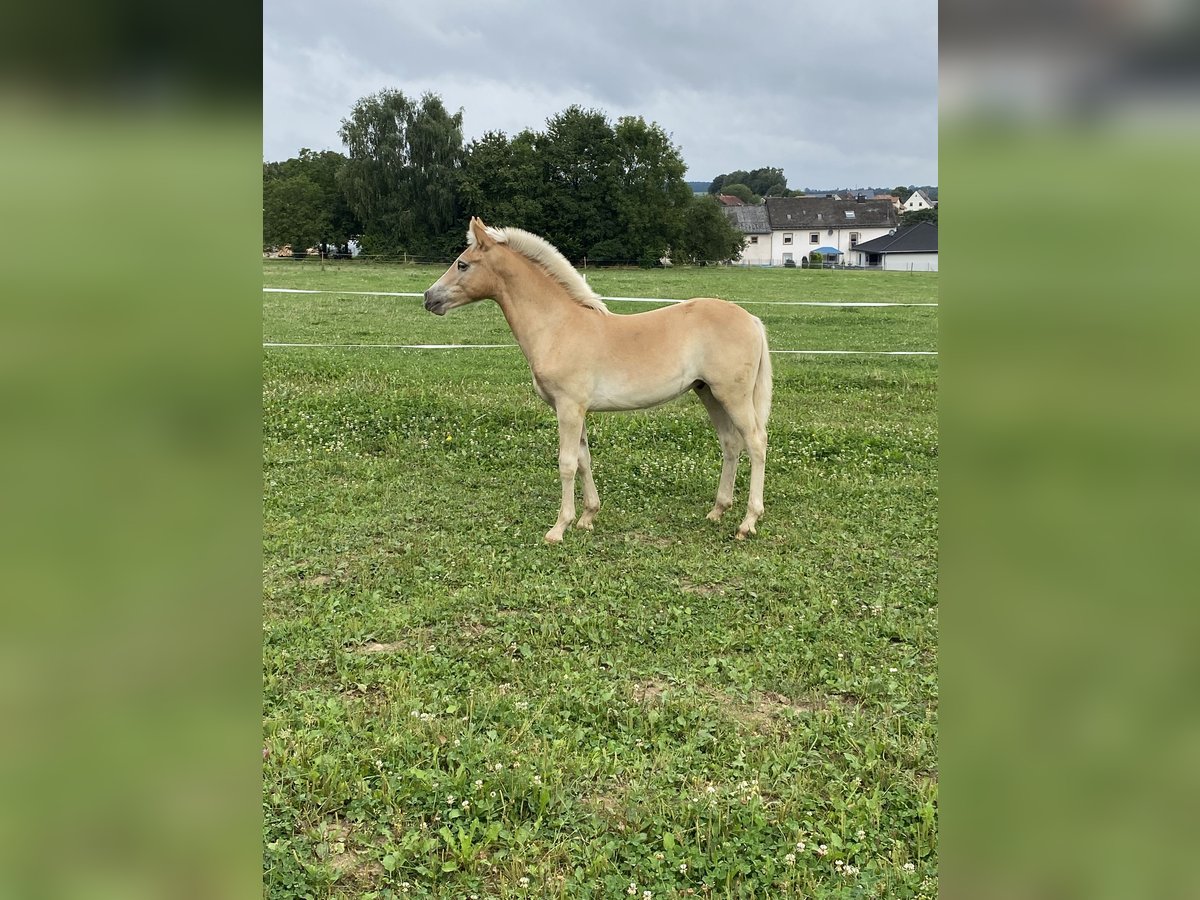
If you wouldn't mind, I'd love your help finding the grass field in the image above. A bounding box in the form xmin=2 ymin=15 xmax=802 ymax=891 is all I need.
xmin=263 ymin=260 xmax=938 ymax=898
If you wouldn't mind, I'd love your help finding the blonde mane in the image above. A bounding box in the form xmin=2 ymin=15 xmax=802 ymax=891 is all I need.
xmin=468 ymin=225 xmax=611 ymax=315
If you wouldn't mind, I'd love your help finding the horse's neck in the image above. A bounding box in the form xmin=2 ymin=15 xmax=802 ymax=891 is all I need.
xmin=492 ymin=254 xmax=583 ymax=364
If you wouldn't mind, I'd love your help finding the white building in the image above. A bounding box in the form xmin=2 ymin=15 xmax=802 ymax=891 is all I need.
xmin=902 ymin=189 xmax=936 ymax=213
xmin=850 ymin=222 xmax=938 ymax=271
xmin=722 ymin=205 xmax=773 ymax=265
xmin=764 ymin=197 xmax=899 ymax=266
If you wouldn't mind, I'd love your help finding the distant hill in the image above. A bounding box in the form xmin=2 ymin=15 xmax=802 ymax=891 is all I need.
xmin=804 ymin=185 xmax=938 ymax=199
xmin=686 ymin=180 xmax=711 ymax=194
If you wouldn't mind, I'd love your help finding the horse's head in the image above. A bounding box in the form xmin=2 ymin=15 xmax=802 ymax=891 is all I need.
xmin=423 ymin=217 xmax=501 ymax=316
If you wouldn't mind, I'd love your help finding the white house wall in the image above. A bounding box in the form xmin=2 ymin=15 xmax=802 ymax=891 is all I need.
xmin=902 ymin=192 xmax=933 ymax=212
xmin=735 ymin=234 xmax=773 ymax=266
xmin=884 ymin=252 xmax=938 ymax=272
xmin=771 ymin=225 xmax=895 ymax=266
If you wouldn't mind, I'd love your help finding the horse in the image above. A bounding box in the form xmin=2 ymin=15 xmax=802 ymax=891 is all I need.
xmin=423 ymin=217 xmax=772 ymax=543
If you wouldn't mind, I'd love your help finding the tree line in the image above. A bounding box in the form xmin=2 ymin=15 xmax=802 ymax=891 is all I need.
xmin=263 ymin=90 xmax=746 ymax=265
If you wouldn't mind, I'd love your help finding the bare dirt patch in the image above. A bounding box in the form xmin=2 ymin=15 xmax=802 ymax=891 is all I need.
xmin=352 ymin=640 xmax=407 ymax=654
xmin=631 ymin=678 xmax=672 ymax=703
xmin=628 ymin=532 xmax=678 ymax=549
xmin=704 ymin=687 xmax=825 ymax=732
xmin=680 ymin=577 xmax=726 ymax=596
xmin=461 ymin=622 xmax=488 ymax=639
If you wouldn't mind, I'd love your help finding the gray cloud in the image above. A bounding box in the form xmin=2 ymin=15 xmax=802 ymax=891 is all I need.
xmin=264 ymin=1 xmax=936 ymax=188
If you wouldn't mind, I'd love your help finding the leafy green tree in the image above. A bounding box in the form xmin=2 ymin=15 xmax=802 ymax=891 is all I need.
xmin=534 ymin=105 xmax=623 ymax=261
xmin=674 ymin=196 xmax=746 ymax=264
xmin=718 ymin=183 xmax=760 ymax=205
xmin=709 ymin=170 xmax=748 ymax=194
xmin=611 ymin=115 xmax=694 ymax=265
xmin=710 ymin=166 xmax=788 ymax=198
xmin=899 ymin=206 xmax=938 ymax=227
xmin=338 ymin=89 xmax=466 ymax=257
xmin=262 ymin=149 xmax=361 ymax=250
xmin=459 ymin=129 xmax=545 ymax=235
xmin=743 ymin=167 xmax=787 ymax=197
xmin=262 ymin=174 xmax=328 ymax=252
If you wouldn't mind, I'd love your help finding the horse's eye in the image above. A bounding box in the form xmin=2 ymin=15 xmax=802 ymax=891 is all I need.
xmin=457 ymin=260 xmax=468 ymax=271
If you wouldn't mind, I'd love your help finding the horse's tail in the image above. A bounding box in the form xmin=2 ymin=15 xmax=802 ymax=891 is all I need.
xmin=753 ymin=316 xmax=773 ymax=433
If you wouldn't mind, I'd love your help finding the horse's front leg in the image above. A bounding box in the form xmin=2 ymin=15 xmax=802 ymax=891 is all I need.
xmin=545 ymin=404 xmax=585 ymax=543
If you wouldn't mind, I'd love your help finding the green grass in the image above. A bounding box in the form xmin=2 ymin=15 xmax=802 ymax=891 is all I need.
xmin=263 ymin=262 xmax=938 ymax=898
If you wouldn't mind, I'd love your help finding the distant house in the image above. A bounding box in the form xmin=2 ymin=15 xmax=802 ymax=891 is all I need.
xmin=872 ymin=194 xmax=903 ymax=211
xmin=902 ymin=189 xmax=936 ymax=212
xmin=722 ymin=205 xmax=772 ymax=265
xmin=763 ymin=196 xmax=899 ymax=266
xmin=716 ymin=194 xmax=746 ymax=207
xmin=850 ymin=222 xmax=938 ymax=271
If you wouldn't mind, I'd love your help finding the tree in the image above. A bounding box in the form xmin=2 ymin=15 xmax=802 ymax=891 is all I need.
xmin=262 ymin=174 xmax=328 ymax=252
xmin=899 ymin=206 xmax=938 ymax=227
xmin=718 ymin=183 xmax=760 ymax=205
xmin=710 ymin=166 xmax=788 ymax=198
xmin=262 ymin=149 xmax=361 ymax=250
xmin=338 ymin=89 xmax=466 ymax=257
xmin=674 ymin=197 xmax=746 ymax=264
xmin=534 ymin=105 xmax=623 ymax=261
xmin=460 ymin=129 xmax=545 ymax=234
xmin=610 ymin=115 xmax=694 ymax=265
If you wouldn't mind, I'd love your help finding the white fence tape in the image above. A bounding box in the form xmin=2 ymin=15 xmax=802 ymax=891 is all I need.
xmin=263 ymin=287 xmax=936 ymax=307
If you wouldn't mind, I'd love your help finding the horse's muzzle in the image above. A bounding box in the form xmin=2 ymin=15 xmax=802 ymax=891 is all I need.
xmin=422 ymin=290 xmax=446 ymax=315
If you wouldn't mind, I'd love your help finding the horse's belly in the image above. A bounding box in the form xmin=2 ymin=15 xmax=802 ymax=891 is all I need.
xmin=589 ymin=373 xmax=695 ymax=411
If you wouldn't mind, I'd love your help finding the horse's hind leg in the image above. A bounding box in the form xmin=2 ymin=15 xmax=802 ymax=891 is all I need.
xmin=696 ymin=385 xmax=743 ymax=522
xmin=711 ymin=391 xmax=766 ymax=539
xmin=576 ymin=422 xmax=601 ymax=530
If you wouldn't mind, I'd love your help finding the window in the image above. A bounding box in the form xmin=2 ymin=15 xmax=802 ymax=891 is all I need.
xmin=845 ymin=210 xmax=856 ymax=220
xmin=850 ymin=232 xmax=860 ymax=247
xmin=810 ymin=233 xmax=819 ymax=243
xmin=783 ymin=233 xmax=793 ymax=245
xmin=749 ymin=236 xmax=758 ymax=244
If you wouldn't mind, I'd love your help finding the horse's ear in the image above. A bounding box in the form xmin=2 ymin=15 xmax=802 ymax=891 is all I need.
xmin=469 ymin=217 xmax=494 ymax=249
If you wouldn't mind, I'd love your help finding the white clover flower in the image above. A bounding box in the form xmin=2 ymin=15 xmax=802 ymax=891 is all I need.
xmin=627 ymin=883 xmax=637 ymax=895
xmin=518 ymin=875 xmax=529 ymax=887
xmin=784 ymin=853 xmax=796 ymax=865
xmin=904 ymin=862 xmax=916 ymax=872
xmin=796 ymin=841 xmax=806 ymax=851
xmin=679 ymin=863 xmax=687 ymax=873
xmin=461 ymin=800 xmax=470 ymax=809
xmin=856 ymin=829 xmax=866 ymax=840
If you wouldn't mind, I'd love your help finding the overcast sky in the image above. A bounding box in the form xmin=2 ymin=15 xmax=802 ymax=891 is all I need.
xmin=264 ymin=1 xmax=937 ymax=190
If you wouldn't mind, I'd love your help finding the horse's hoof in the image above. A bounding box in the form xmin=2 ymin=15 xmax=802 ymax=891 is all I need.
xmin=706 ymin=509 xmax=723 ymax=522
xmin=544 ymin=532 xmax=564 ymax=544
xmin=734 ymin=530 xmax=747 ymax=541
xmin=575 ymin=520 xmax=594 ymax=531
